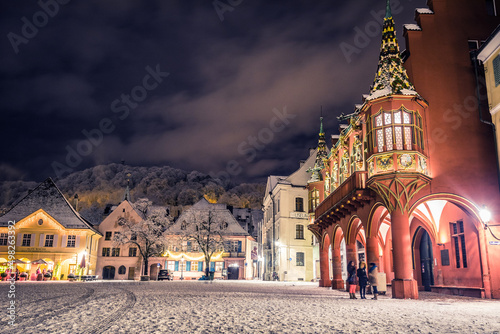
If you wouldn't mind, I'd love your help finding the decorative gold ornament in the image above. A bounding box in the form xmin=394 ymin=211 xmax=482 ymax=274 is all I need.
xmin=398 ymin=153 xmax=415 ymax=169
xmin=376 ymin=155 xmax=393 ymax=171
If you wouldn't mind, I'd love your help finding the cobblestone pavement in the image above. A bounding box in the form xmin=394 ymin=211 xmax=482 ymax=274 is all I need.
xmin=1 ymin=280 xmax=499 ymax=333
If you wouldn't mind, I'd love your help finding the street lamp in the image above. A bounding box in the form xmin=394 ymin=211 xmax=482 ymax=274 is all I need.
xmin=180 ymin=256 xmax=185 ymax=280
xmin=479 ymin=206 xmax=492 ymax=229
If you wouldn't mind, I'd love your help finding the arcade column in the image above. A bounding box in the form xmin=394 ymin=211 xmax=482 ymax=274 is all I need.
xmin=390 ymin=208 xmax=418 ymax=299
xmin=331 ymin=246 xmax=344 ymax=289
xmin=319 ymin=242 xmax=331 ymax=287
xmin=366 ymin=236 xmax=380 ymax=268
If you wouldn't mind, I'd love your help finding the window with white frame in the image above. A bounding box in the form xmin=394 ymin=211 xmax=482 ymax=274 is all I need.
xmin=295 ymin=197 xmax=304 ymax=212
xmin=296 ymin=225 xmax=304 ymax=239
xmin=22 ymin=234 xmax=32 ymax=247
xmin=44 ymin=235 xmax=54 ymax=247
xmin=67 ymin=235 xmax=76 ymax=247
xmin=296 ymin=252 xmax=305 ymax=266
xmin=0 ymin=233 xmax=7 ymax=246
xmin=129 ymin=247 xmax=137 ymax=257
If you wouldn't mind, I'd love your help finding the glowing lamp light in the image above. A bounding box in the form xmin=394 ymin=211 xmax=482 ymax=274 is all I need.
xmin=479 ymin=206 xmax=492 ymax=228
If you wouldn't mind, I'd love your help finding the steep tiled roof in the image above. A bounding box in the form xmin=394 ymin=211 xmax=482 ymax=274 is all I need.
xmin=0 ymin=178 xmax=100 ymax=233
xmin=169 ymin=198 xmax=249 ymax=236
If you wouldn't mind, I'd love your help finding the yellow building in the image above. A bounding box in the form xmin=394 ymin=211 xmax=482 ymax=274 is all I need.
xmin=0 ymin=178 xmax=101 ymax=280
xmin=477 ymin=26 xmax=500 ymax=175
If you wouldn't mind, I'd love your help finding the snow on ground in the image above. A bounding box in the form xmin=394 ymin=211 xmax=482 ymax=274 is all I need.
xmin=1 ymin=280 xmax=499 ymax=334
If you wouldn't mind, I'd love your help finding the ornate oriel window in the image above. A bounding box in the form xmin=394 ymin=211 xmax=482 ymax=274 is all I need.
xmin=367 ymin=107 xmax=424 ymax=153
xmin=309 ymin=189 xmax=319 ymax=212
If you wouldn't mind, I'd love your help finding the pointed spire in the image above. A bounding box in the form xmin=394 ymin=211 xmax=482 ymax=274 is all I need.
xmin=385 ymin=0 xmax=392 ymax=19
xmin=367 ymin=0 xmax=418 ymax=100
xmin=308 ymin=116 xmax=328 ymax=183
xmin=122 ymin=173 xmax=132 ymax=202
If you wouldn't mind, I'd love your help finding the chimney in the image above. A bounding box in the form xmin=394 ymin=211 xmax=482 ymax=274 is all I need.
xmin=73 ymin=194 xmax=79 ymax=211
xmin=299 ymin=160 xmax=306 ymax=167
xmin=309 ymin=148 xmax=315 ymax=156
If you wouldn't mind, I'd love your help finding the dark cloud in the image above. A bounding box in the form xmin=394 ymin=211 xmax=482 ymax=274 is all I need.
xmin=0 ymin=0 xmax=427 ymax=183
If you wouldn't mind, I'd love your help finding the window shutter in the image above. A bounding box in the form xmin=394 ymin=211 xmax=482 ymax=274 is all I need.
xmin=237 ymin=241 xmax=242 ymax=253
xmin=53 ymin=235 xmax=58 ymax=248
xmin=39 ymin=234 xmax=45 ymax=247
xmin=61 ymin=235 xmax=67 ymax=247
xmin=175 ymin=261 xmax=179 ymax=271
xmin=186 ymin=261 xmax=191 ymax=272
xmin=31 ymin=234 xmax=36 ymax=247
xmin=210 ymin=262 xmax=215 ymax=271
xmin=17 ymin=234 xmax=23 ymax=246
xmin=198 ymin=262 xmax=203 ymax=272
xmin=75 ymin=236 xmax=80 ymax=248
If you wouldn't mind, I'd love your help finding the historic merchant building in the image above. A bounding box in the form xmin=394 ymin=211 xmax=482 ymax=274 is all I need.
xmin=308 ymin=0 xmax=500 ymax=299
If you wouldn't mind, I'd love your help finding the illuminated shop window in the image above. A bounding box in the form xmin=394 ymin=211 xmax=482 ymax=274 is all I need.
xmin=368 ymin=107 xmax=424 ymax=153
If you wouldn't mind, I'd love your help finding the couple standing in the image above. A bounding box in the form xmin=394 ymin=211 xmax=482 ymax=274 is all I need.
xmin=347 ymin=261 xmax=379 ymax=299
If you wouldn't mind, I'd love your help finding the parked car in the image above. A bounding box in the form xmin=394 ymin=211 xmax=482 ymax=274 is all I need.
xmin=158 ymin=269 xmax=172 ymax=281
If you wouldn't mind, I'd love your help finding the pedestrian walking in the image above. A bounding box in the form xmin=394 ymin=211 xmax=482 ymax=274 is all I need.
xmin=347 ymin=261 xmax=357 ymax=299
xmin=368 ymin=262 xmax=379 ymax=300
xmin=357 ymin=261 xmax=368 ymax=299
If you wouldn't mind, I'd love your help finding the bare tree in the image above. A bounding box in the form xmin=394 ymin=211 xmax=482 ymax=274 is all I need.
xmin=179 ymin=209 xmax=228 ymax=278
xmin=114 ymin=198 xmax=172 ymax=277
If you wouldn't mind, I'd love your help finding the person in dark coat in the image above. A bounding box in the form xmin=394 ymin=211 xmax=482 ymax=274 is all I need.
xmin=347 ymin=261 xmax=357 ymax=299
xmin=368 ymin=262 xmax=379 ymax=300
xmin=356 ymin=261 xmax=368 ymax=299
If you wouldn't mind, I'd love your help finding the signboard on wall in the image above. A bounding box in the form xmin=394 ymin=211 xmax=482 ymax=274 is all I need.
xmin=290 ymin=212 xmax=308 ymax=219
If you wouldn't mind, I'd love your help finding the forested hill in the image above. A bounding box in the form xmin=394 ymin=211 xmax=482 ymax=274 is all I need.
xmin=0 ymin=164 xmax=265 ymax=224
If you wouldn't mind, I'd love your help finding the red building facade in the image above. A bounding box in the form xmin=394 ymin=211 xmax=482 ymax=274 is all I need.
xmin=308 ymin=0 xmax=500 ymax=299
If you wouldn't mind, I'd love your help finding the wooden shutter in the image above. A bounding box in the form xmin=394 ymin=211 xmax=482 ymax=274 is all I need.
xmin=61 ymin=235 xmax=67 ymax=247
xmin=186 ymin=261 xmax=191 ymax=272
xmin=210 ymin=262 xmax=215 ymax=272
xmin=39 ymin=234 xmax=45 ymax=247
xmin=17 ymin=234 xmax=23 ymax=246
xmin=237 ymin=241 xmax=242 ymax=252
xmin=53 ymin=235 xmax=58 ymax=248
xmin=198 ymin=262 xmax=203 ymax=272
xmin=75 ymin=236 xmax=80 ymax=248
xmin=174 ymin=261 xmax=179 ymax=271
xmin=31 ymin=234 xmax=35 ymax=247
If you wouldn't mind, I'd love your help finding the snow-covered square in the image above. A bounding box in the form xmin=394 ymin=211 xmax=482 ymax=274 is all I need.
xmin=1 ymin=280 xmax=500 ymax=333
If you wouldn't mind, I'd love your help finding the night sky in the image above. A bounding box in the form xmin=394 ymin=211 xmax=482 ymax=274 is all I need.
xmin=0 ymin=0 xmax=426 ymax=183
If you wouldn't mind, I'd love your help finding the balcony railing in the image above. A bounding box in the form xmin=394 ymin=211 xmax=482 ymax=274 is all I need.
xmin=315 ymin=171 xmax=368 ymax=219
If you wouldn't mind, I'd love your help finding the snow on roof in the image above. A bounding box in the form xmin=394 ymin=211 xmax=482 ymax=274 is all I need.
xmin=169 ymin=198 xmax=249 ymax=236
xmin=365 ymin=87 xmax=419 ymax=101
xmin=416 ymin=8 xmax=434 ymax=14
xmin=404 ymin=24 xmax=422 ymax=31
xmin=0 ymin=178 xmax=100 ymax=233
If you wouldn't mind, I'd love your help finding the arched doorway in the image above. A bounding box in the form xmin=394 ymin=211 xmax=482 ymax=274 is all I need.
xmin=150 ymin=263 xmax=161 ymax=280
xmin=102 ymin=266 xmax=115 ymax=280
xmin=419 ymin=229 xmax=434 ymax=291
